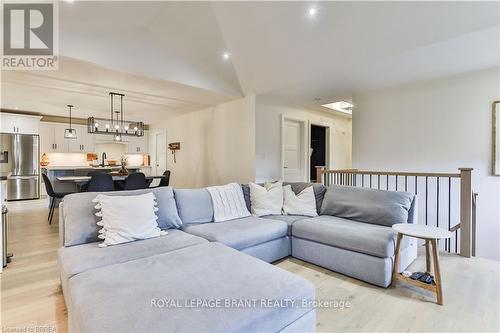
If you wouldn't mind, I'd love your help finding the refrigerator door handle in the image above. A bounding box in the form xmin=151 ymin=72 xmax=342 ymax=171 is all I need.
xmin=8 ymin=175 xmax=38 ymax=180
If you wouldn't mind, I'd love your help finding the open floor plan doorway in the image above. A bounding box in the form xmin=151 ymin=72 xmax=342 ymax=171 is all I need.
xmin=310 ymin=124 xmax=328 ymax=182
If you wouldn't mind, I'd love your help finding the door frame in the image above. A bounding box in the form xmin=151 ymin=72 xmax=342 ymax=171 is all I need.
xmin=154 ymin=130 xmax=167 ymax=176
xmin=280 ymin=115 xmax=308 ymax=182
xmin=308 ymin=121 xmax=332 ymax=182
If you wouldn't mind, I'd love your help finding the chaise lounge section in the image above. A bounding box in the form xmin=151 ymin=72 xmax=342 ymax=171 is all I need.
xmin=58 ymin=187 xmax=315 ymax=332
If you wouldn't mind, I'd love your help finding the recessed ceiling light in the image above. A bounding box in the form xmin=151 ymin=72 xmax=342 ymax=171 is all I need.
xmin=321 ymin=101 xmax=353 ymax=115
xmin=14 ymin=106 xmax=19 ymax=110
xmin=223 ymin=52 xmax=230 ymax=60
xmin=308 ymin=7 xmax=317 ymax=17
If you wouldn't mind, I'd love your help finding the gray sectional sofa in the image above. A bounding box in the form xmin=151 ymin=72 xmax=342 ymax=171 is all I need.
xmin=58 ymin=183 xmax=417 ymax=332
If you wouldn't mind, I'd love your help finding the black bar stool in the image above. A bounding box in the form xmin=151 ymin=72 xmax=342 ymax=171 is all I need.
xmin=41 ymin=173 xmax=74 ymax=224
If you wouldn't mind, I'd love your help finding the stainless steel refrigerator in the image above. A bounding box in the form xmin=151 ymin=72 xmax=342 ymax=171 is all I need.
xmin=0 ymin=133 xmax=40 ymax=201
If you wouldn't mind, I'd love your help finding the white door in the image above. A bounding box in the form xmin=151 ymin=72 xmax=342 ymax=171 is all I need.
xmin=155 ymin=132 xmax=167 ymax=175
xmin=283 ymin=119 xmax=305 ymax=182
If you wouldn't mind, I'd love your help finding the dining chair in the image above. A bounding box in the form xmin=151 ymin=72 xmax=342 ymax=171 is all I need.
xmin=42 ymin=173 xmax=74 ymax=224
xmin=80 ymin=170 xmax=107 ymax=192
xmin=124 ymin=172 xmax=147 ymax=190
xmin=148 ymin=170 xmax=170 ymax=188
xmin=87 ymin=173 xmax=114 ymax=192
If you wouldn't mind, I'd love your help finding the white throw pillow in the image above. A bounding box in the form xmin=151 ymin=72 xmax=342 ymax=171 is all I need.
xmin=93 ymin=192 xmax=167 ymax=247
xmin=207 ymin=182 xmax=251 ymax=222
xmin=249 ymin=182 xmax=283 ymax=216
xmin=282 ymin=185 xmax=318 ymax=217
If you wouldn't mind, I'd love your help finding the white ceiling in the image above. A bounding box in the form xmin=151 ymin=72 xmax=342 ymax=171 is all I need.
xmin=2 ymin=1 xmax=499 ymax=120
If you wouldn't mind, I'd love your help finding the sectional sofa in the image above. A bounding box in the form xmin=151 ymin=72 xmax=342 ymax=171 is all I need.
xmin=58 ymin=183 xmax=417 ymax=332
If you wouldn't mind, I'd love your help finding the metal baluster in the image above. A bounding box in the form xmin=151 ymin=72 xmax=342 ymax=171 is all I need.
xmin=395 ymin=175 xmax=398 ymax=191
xmin=415 ymin=176 xmax=418 ymax=195
xmin=405 ymin=176 xmax=407 ymax=192
xmin=378 ymin=175 xmax=380 ymax=189
xmin=370 ymin=175 xmax=372 ymax=188
xmin=361 ymin=174 xmax=364 ymax=187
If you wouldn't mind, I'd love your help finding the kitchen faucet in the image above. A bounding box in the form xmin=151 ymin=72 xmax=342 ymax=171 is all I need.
xmin=101 ymin=152 xmax=107 ymax=167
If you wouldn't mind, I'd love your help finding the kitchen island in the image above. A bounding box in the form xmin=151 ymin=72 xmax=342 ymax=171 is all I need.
xmin=42 ymin=165 xmax=152 ymax=193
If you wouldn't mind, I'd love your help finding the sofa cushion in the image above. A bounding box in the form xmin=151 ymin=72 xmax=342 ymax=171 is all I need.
xmin=62 ymin=187 xmax=182 ymax=247
xmin=292 ymin=216 xmax=409 ymax=258
xmin=58 ymin=230 xmax=208 ymax=286
xmin=67 ymin=242 xmax=315 ymax=333
xmin=174 ymin=188 xmax=214 ymax=224
xmin=283 ymin=182 xmax=327 ymax=213
xmin=182 ymin=216 xmax=288 ymax=250
xmin=261 ymin=215 xmax=310 ymax=235
xmin=242 ymin=182 xmax=326 ymax=213
xmin=320 ymin=185 xmax=414 ymax=227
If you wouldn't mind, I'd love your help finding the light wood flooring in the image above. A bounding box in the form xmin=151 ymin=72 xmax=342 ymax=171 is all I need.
xmin=1 ymin=199 xmax=499 ymax=332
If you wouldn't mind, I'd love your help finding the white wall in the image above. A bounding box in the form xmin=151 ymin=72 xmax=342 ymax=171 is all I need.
xmin=255 ymin=96 xmax=352 ymax=182
xmin=353 ymin=67 xmax=500 ymax=261
xmin=150 ymin=95 xmax=256 ymax=188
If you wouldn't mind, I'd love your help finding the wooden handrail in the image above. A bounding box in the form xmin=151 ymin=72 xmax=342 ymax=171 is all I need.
xmin=317 ymin=167 xmax=461 ymax=178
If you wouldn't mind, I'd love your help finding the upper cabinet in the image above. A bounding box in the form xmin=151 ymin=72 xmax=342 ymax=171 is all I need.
xmin=126 ymin=131 xmax=148 ymax=154
xmin=40 ymin=122 xmax=95 ymax=153
xmin=1 ymin=113 xmax=41 ymax=134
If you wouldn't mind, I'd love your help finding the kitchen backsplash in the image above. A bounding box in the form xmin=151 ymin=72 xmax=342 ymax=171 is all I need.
xmin=45 ymin=152 xmax=145 ymax=167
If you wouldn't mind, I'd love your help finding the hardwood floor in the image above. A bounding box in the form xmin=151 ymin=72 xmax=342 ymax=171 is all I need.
xmin=1 ymin=199 xmax=499 ymax=332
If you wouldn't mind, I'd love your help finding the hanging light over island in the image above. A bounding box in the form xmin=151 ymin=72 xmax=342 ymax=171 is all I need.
xmin=87 ymin=92 xmax=145 ymax=141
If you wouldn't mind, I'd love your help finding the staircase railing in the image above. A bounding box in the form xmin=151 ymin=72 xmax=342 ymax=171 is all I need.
xmin=316 ymin=167 xmax=476 ymax=258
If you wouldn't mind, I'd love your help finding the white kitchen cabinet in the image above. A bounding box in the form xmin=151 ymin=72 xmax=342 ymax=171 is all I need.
xmin=67 ymin=125 xmax=95 ymax=152
xmin=127 ymin=131 xmax=148 ymax=154
xmin=40 ymin=123 xmax=68 ymax=152
xmin=39 ymin=122 xmax=96 ymax=154
xmin=1 ymin=113 xmax=40 ymax=134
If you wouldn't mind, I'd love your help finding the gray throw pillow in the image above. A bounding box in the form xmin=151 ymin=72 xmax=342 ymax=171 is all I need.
xmin=320 ymin=185 xmax=414 ymax=227
xmin=174 ymin=188 xmax=214 ymax=224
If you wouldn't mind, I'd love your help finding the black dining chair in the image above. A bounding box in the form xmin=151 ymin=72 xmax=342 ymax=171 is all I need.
xmin=124 ymin=172 xmax=147 ymax=190
xmin=148 ymin=170 xmax=171 ymax=188
xmin=87 ymin=173 xmax=114 ymax=192
xmin=42 ymin=173 xmax=74 ymax=224
xmin=79 ymin=170 xmax=108 ymax=192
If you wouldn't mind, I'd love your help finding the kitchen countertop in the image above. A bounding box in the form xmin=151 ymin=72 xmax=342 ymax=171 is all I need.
xmin=42 ymin=165 xmax=152 ymax=170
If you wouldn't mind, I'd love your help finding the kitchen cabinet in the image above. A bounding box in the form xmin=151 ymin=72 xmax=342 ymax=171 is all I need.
xmin=127 ymin=131 xmax=148 ymax=154
xmin=40 ymin=122 xmax=95 ymax=153
xmin=0 ymin=113 xmax=40 ymax=134
xmin=40 ymin=122 xmax=68 ymax=152
xmin=67 ymin=125 xmax=95 ymax=152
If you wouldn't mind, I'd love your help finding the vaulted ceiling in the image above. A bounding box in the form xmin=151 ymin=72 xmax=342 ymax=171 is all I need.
xmin=2 ymin=1 xmax=499 ymax=121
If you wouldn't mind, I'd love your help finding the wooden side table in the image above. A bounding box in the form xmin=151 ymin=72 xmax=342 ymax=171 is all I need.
xmin=391 ymin=223 xmax=452 ymax=305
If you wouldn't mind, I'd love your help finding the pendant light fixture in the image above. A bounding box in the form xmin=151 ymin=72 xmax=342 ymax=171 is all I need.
xmin=87 ymin=92 xmax=144 ymax=139
xmin=64 ymin=104 xmax=77 ymax=139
